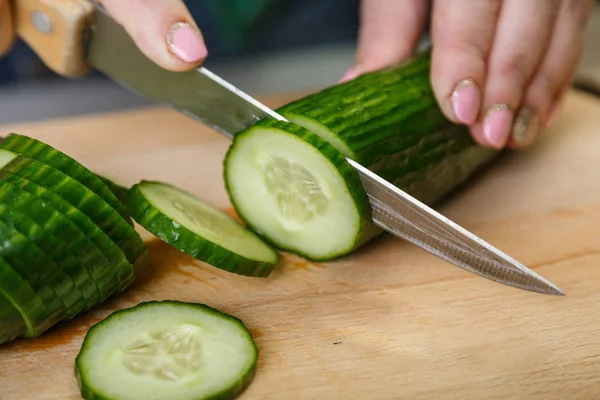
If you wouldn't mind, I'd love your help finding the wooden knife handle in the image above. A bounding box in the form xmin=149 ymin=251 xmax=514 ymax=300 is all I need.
xmin=12 ymin=0 xmax=95 ymax=77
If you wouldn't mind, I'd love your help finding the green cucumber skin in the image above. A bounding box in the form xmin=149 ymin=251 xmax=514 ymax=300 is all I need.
xmin=0 ymin=289 xmax=27 ymax=344
xmin=125 ymin=181 xmax=279 ymax=277
xmin=0 ymin=171 xmax=117 ymax=303
xmin=0 ymin=256 xmax=51 ymax=339
xmin=98 ymin=175 xmax=130 ymax=203
xmin=0 ymin=134 xmax=133 ymax=225
xmin=0 ymin=200 xmax=92 ymax=316
xmin=1 ymin=156 xmax=145 ymax=286
xmin=0 ymin=215 xmax=67 ymax=333
xmin=0 ymin=202 xmax=84 ymax=319
xmin=74 ymin=300 xmax=258 ymax=400
xmin=224 ymin=118 xmax=373 ymax=261
xmin=276 ymin=49 xmax=499 ymax=208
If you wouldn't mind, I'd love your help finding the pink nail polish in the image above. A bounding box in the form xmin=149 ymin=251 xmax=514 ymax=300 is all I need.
xmin=167 ymin=22 xmax=207 ymax=63
xmin=483 ymin=104 xmax=513 ymax=149
xmin=451 ymin=79 xmax=480 ymax=125
xmin=338 ymin=67 xmax=358 ymax=83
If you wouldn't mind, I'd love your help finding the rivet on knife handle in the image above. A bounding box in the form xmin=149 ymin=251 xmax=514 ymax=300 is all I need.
xmin=12 ymin=0 xmax=93 ymax=77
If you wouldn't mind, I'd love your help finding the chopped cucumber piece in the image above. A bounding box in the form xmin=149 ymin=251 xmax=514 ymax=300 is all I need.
xmin=224 ymin=119 xmax=372 ymax=261
xmin=0 ymin=134 xmax=133 ymax=225
xmin=125 ymin=181 xmax=279 ymax=277
xmin=0 ymin=289 xmax=26 ymax=344
xmin=0 ymin=256 xmax=51 ymax=339
xmin=75 ymin=300 xmax=258 ymax=400
xmin=0 ymin=155 xmax=145 ymax=287
xmin=98 ymin=175 xmax=130 ymax=203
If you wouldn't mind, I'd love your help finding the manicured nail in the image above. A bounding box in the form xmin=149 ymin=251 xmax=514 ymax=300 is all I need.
xmin=166 ymin=22 xmax=207 ymax=63
xmin=338 ymin=67 xmax=358 ymax=83
xmin=511 ymin=106 xmax=539 ymax=148
xmin=450 ymin=79 xmax=480 ymax=125
xmin=483 ymin=104 xmax=513 ymax=149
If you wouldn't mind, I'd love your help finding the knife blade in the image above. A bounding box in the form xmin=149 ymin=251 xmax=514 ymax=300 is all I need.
xmin=17 ymin=3 xmax=564 ymax=296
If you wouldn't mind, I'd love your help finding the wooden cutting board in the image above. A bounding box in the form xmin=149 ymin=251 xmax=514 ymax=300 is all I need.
xmin=1 ymin=89 xmax=600 ymax=400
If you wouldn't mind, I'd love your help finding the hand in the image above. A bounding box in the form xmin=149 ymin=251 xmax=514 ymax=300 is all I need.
xmin=0 ymin=0 xmax=208 ymax=71
xmin=342 ymin=0 xmax=594 ymax=150
xmin=0 ymin=0 xmax=14 ymax=57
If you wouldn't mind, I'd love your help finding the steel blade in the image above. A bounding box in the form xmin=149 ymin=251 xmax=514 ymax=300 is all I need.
xmin=86 ymin=9 xmax=564 ymax=296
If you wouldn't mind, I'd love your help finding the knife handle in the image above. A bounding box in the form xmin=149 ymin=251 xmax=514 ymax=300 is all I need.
xmin=12 ymin=0 xmax=94 ymax=77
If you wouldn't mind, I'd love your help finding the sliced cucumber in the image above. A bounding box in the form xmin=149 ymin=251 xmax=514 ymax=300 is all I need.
xmin=0 ymin=169 xmax=126 ymax=300
xmin=0 ymin=215 xmax=67 ymax=332
xmin=0 ymin=200 xmax=91 ymax=317
xmin=224 ymin=118 xmax=372 ymax=261
xmin=0 ymin=256 xmax=52 ymax=339
xmin=0 ymin=155 xmax=146 ymax=285
xmin=0 ymin=289 xmax=27 ymax=344
xmin=0 ymin=134 xmax=133 ymax=225
xmin=125 ymin=181 xmax=279 ymax=277
xmin=75 ymin=300 xmax=258 ymax=400
xmin=98 ymin=175 xmax=130 ymax=203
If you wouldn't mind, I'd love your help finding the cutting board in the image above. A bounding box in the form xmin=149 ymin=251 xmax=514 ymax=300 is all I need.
xmin=1 ymin=89 xmax=600 ymax=400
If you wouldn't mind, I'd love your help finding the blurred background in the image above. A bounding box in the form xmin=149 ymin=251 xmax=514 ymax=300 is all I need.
xmin=1 ymin=0 xmax=600 ymax=124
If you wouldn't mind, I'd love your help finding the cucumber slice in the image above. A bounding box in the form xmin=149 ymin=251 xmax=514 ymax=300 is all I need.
xmin=0 ymin=256 xmax=52 ymax=338
xmin=0 ymin=155 xmax=145 ymax=286
xmin=75 ymin=300 xmax=258 ymax=400
xmin=0 ymin=200 xmax=91 ymax=316
xmin=0 ymin=169 xmax=126 ymax=300
xmin=0 ymin=289 xmax=27 ymax=344
xmin=98 ymin=175 xmax=130 ymax=203
xmin=0 ymin=215 xmax=67 ymax=331
xmin=223 ymin=118 xmax=372 ymax=261
xmin=0 ymin=134 xmax=133 ymax=225
xmin=125 ymin=181 xmax=279 ymax=277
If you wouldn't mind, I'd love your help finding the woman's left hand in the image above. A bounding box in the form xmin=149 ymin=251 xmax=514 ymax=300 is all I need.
xmin=342 ymin=0 xmax=594 ymax=150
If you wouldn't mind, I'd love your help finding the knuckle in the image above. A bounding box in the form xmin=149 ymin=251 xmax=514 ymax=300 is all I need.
xmin=496 ymin=54 xmax=534 ymax=87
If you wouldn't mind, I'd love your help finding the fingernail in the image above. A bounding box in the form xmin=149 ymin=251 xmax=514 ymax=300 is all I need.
xmin=511 ymin=107 xmax=539 ymax=148
xmin=483 ymin=104 xmax=513 ymax=149
xmin=338 ymin=67 xmax=358 ymax=83
xmin=450 ymin=79 xmax=481 ymax=125
xmin=167 ymin=22 xmax=207 ymax=63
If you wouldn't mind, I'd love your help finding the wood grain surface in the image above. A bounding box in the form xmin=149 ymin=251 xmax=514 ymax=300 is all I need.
xmin=0 ymin=90 xmax=599 ymax=400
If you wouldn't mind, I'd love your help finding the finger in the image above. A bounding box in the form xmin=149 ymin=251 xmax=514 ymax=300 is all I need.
xmin=0 ymin=0 xmax=15 ymax=57
xmin=429 ymin=0 xmax=502 ymax=128
xmin=98 ymin=0 xmax=207 ymax=71
xmin=339 ymin=0 xmax=429 ymax=82
xmin=468 ymin=0 xmax=560 ymax=149
xmin=507 ymin=0 xmax=592 ymax=149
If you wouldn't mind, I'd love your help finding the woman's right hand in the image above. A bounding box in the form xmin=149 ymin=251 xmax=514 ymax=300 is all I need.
xmin=0 ymin=0 xmax=208 ymax=71
xmin=0 ymin=0 xmax=14 ymax=57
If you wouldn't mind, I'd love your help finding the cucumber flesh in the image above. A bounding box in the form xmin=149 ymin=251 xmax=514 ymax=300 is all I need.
xmin=125 ymin=181 xmax=279 ymax=277
xmin=224 ymin=119 xmax=371 ymax=261
xmin=75 ymin=300 xmax=258 ymax=400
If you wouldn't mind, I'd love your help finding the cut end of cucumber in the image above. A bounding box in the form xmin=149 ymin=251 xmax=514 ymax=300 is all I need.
xmin=0 ymin=148 xmax=17 ymax=169
xmin=75 ymin=300 xmax=258 ymax=400
xmin=125 ymin=181 xmax=280 ymax=277
xmin=224 ymin=120 xmax=370 ymax=261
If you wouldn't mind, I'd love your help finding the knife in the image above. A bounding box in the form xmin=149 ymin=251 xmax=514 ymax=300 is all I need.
xmin=12 ymin=0 xmax=564 ymax=296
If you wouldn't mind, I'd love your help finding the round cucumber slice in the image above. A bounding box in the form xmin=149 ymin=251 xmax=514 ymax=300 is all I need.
xmin=223 ymin=118 xmax=372 ymax=261
xmin=124 ymin=181 xmax=279 ymax=277
xmin=75 ymin=300 xmax=258 ymax=400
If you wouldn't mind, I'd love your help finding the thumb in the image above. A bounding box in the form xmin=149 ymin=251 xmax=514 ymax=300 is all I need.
xmin=340 ymin=0 xmax=429 ymax=82
xmin=0 ymin=0 xmax=15 ymax=57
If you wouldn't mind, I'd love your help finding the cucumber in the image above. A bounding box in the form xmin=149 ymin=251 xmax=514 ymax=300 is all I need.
xmin=0 ymin=289 xmax=27 ymax=344
xmin=224 ymin=50 xmax=499 ymax=260
xmin=75 ymin=300 xmax=258 ymax=400
xmin=124 ymin=181 xmax=279 ymax=277
xmin=0 ymin=256 xmax=52 ymax=339
xmin=0 ymin=134 xmax=133 ymax=225
xmin=0 ymin=155 xmax=146 ymax=281
xmin=98 ymin=175 xmax=130 ymax=203
xmin=0 ymin=214 xmax=68 ymax=331
xmin=0 ymin=169 xmax=127 ymax=299
xmin=0 ymin=200 xmax=91 ymax=317
xmin=224 ymin=119 xmax=372 ymax=261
